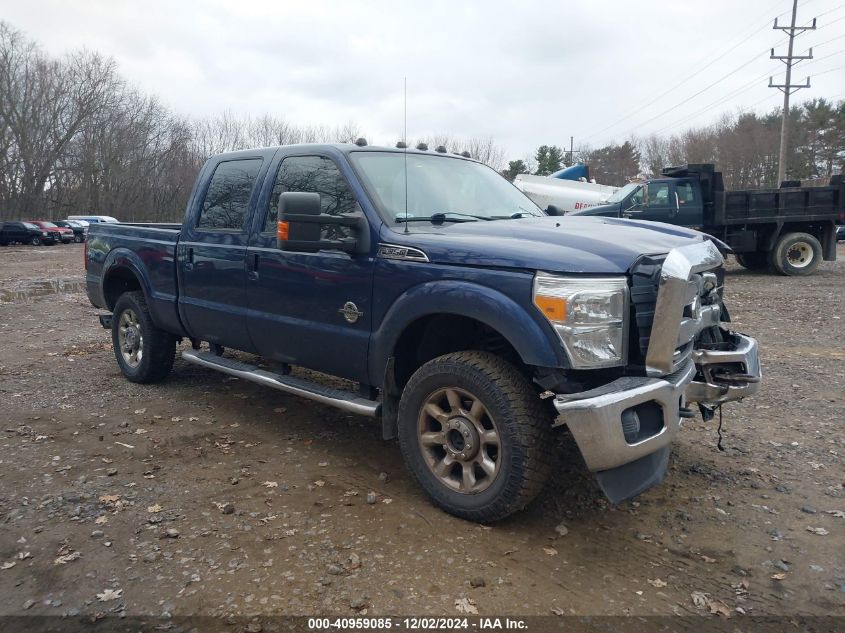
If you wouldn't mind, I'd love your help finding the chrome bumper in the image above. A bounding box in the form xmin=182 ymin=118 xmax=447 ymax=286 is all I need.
xmin=554 ymin=361 xmax=695 ymax=472
xmin=554 ymin=329 xmax=760 ymax=474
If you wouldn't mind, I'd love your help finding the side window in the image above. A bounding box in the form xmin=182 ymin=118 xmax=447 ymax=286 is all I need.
xmin=646 ymin=182 xmax=670 ymax=207
xmin=197 ymin=158 xmax=263 ymax=231
xmin=676 ymin=182 xmax=696 ymax=205
xmin=265 ymin=156 xmax=357 ymax=239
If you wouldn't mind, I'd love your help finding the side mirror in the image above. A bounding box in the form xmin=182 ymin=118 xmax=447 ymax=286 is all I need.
xmin=277 ymin=191 xmax=368 ymax=254
xmin=546 ymin=204 xmax=563 ymax=216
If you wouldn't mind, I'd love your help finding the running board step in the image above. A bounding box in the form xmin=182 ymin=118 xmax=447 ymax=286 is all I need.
xmin=181 ymin=350 xmax=380 ymax=418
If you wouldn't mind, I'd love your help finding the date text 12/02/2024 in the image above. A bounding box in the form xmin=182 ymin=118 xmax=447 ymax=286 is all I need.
xmin=307 ymin=618 xmax=528 ymax=630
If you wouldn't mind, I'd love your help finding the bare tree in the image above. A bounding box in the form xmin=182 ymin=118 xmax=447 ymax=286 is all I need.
xmin=0 ymin=22 xmax=118 ymax=218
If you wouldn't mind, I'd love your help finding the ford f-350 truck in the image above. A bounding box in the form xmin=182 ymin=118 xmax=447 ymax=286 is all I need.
xmin=85 ymin=143 xmax=761 ymax=521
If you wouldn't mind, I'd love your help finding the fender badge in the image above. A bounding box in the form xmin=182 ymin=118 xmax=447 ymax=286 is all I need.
xmin=339 ymin=301 xmax=363 ymax=324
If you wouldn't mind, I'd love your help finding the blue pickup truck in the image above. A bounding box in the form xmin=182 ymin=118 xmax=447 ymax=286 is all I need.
xmin=85 ymin=142 xmax=761 ymax=521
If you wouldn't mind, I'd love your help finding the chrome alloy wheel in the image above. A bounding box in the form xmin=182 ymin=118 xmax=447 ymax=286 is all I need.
xmin=417 ymin=387 xmax=501 ymax=494
xmin=786 ymin=241 xmax=813 ymax=268
xmin=118 ymin=308 xmax=144 ymax=368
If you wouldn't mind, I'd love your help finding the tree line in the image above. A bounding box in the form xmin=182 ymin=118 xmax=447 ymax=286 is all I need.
xmin=503 ymin=100 xmax=845 ymax=189
xmin=0 ymin=23 xmax=504 ymax=223
xmin=1 ymin=20 xmax=842 ymax=224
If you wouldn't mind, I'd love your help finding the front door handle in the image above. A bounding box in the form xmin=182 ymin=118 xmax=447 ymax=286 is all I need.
xmin=184 ymin=247 xmax=194 ymax=271
xmin=247 ymin=253 xmax=260 ymax=281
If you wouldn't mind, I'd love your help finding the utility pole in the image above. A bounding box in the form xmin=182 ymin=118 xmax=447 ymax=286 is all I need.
xmin=769 ymin=0 xmax=815 ymax=184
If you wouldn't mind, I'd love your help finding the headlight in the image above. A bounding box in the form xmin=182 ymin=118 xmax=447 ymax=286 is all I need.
xmin=533 ymin=273 xmax=628 ymax=368
xmin=41 ymin=230 xmax=49 ymax=235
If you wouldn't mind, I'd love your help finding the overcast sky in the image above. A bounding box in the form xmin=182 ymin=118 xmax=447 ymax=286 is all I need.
xmin=2 ymin=0 xmax=844 ymax=160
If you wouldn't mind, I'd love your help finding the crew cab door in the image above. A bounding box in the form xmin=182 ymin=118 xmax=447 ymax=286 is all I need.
xmin=629 ymin=181 xmax=674 ymax=222
xmin=177 ymin=155 xmax=267 ymax=352
xmin=625 ymin=179 xmax=703 ymax=227
xmin=245 ymin=152 xmax=375 ymax=382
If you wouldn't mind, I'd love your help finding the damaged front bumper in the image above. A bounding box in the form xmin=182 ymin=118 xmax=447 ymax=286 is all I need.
xmin=552 ymin=241 xmax=762 ymax=503
xmin=554 ymin=329 xmax=760 ymax=502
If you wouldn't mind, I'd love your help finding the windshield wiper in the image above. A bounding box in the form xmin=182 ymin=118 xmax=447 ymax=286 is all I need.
xmin=489 ymin=211 xmax=542 ymax=219
xmin=394 ymin=212 xmax=492 ymax=224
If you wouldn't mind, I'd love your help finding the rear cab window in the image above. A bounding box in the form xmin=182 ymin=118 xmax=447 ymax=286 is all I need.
xmin=675 ymin=181 xmax=697 ymax=205
xmin=197 ymin=158 xmax=264 ymax=231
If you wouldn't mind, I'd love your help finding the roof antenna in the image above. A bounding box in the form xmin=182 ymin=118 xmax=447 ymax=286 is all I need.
xmin=403 ymin=77 xmax=410 ymax=234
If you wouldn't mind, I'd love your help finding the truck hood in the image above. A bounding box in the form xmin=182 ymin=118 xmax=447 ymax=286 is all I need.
xmin=381 ymin=215 xmax=709 ymax=274
xmin=568 ymin=202 xmax=623 ymax=217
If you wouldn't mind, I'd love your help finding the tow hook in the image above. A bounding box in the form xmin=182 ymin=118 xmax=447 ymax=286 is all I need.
xmin=98 ymin=314 xmax=112 ymax=329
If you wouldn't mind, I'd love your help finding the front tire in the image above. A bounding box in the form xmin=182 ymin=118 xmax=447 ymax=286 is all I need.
xmin=73 ymin=234 xmax=83 ymax=243
xmin=30 ymin=236 xmax=41 ymax=246
xmin=771 ymin=232 xmax=822 ymax=276
xmin=111 ymin=291 xmax=176 ymax=383
xmin=397 ymin=351 xmax=553 ymax=522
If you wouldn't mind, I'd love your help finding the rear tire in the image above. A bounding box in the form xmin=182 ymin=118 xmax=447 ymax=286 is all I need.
xmin=735 ymin=252 xmax=769 ymax=270
xmin=771 ymin=232 xmax=821 ymax=276
xmin=111 ymin=291 xmax=176 ymax=383
xmin=397 ymin=351 xmax=553 ymax=522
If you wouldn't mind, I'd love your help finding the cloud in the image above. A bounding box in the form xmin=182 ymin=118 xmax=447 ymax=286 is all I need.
xmin=3 ymin=0 xmax=843 ymax=159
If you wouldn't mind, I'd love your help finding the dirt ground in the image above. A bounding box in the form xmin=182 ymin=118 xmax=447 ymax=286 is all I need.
xmin=0 ymin=243 xmax=843 ymax=620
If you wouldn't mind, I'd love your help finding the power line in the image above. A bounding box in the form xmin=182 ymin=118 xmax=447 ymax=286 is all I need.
xmin=579 ymin=1 xmax=792 ymax=142
xmin=769 ymin=0 xmax=816 ymax=183
xmin=814 ymin=62 xmax=845 ymax=75
xmin=589 ymin=10 xmax=843 ymax=144
xmin=647 ymin=52 xmax=844 ymax=137
xmin=624 ymin=12 xmax=843 ymax=140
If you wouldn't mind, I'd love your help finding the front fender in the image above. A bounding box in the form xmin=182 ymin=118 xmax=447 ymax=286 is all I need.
xmin=368 ymin=280 xmax=566 ymax=386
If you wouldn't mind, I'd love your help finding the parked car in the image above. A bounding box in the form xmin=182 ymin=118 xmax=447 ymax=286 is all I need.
xmin=837 ymin=224 xmax=845 ymax=242
xmin=68 ymin=215 xmax=119 ymax=224
xmin=27 ymin=221 xmax=74 ymax=243
xmin=0 ymin=221 xmax=60 ymax=245
xmin=55 ymin=219 xmax=87 ymax=242
xmin=86 ymin=142 xmax=761 ymax=522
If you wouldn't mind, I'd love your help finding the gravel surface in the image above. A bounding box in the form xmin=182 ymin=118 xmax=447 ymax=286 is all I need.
xmin=0 ymin=243 xmax=843 ymax=618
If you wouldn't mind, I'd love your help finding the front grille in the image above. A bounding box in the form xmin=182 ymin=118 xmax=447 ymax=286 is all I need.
xmin=629 ymin=255 xmax=725 ymax=371
xmin=629 ymin=254 xmax=665 ymax=362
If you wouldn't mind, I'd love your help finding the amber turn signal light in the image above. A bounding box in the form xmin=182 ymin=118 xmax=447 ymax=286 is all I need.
xmin=277 ymin=220 xmax=289 ymax=241
xmin=533 ymin=295 xmax=566 ymax=322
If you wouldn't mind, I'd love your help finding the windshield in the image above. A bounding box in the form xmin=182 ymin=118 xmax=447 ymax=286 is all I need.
xmin=36 ymin=221 xmax=58 ymax=228
xmin=22 ymin=222 xmax=38 ymax=229
xmin=351 ymin=152 xmax=542 ymax=223
xmin=607 ymin=182 xmax=641 ymax=204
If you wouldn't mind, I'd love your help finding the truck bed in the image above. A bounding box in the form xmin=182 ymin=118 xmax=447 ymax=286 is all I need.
xmin=712 ymin=181 xmax=844 ymax=225
xmin=85 ymin=222 xmax=184 ymax=336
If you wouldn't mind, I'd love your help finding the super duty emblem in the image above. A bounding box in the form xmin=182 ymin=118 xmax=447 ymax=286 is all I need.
xmin=339 ymin=301 xmax=363 ymax=324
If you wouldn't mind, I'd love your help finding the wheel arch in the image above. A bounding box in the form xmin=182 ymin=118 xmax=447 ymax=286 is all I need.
xmin=101 ymin=249 xmax=152 ymax=311
xmin=369 ymin=280 xmax=565 ymax=390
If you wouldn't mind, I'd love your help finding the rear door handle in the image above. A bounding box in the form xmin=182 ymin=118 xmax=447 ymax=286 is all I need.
xmin=247 ymin=253 xmax=260 ymax=281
